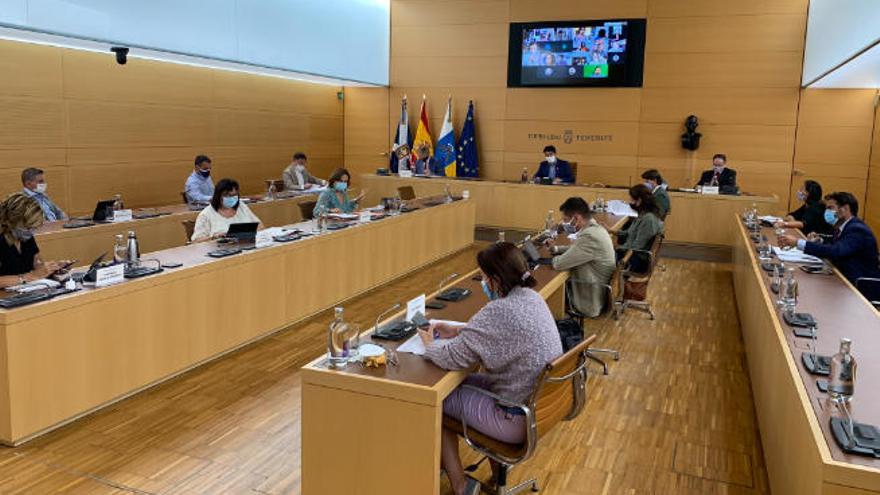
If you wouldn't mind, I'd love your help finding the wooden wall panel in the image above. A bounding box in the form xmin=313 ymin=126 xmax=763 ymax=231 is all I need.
xmin=649 ymin=0 xmax=808 ymax=17
xmin=0 ymin=39 xmax=342 ymax=215
xmin=867 ymin=99 xmax=880 ymax=239
xmin=646 ymin=15 xmax=806 ymax=54
xmin=510 ymin=0 xmax=648 ymax=21
xmin=344 ymin=87 xmax=391 ymax=180
xmin=791 ymin=90 xmax=876 ymax=210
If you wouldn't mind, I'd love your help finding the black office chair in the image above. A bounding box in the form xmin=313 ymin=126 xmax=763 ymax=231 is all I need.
xmin=855 ymin=277 xmax=880 ymax=310
xmin=299 ymin=200 xmax=317 ymax=221
xmin=616 ymin=234 xmax=665 ymax=320
xmin=397 ymin=185 xmax=416 ymax=201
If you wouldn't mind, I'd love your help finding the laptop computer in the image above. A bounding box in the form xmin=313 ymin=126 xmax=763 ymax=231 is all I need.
xmin=225 ymin=222 xmax=259 ymax=249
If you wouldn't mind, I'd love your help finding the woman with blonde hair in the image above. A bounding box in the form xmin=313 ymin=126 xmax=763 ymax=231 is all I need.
xmin=0 ymin=192 xmax=70 ymax=288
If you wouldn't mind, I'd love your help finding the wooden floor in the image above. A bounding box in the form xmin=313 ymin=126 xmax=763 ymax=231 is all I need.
xmin=0 ymin=245 xmax=770 ymax=495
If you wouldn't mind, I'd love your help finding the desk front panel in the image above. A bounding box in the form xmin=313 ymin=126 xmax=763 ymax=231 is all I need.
xmin=361 ymin=175 xmax=779 ymax=246
xmin=0 ymin=199 xmax=475 ymax=445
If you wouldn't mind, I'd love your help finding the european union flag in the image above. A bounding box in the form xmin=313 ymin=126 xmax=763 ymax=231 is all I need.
xmin=456 ymin=101 xmax=478 ymax=178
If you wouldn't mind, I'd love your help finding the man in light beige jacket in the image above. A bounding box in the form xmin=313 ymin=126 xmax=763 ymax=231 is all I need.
xmin=546 ymin=197 xmax=617 ymax=318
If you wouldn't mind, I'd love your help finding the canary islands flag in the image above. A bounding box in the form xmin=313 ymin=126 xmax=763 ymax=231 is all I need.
xmin=412 ymin=95 xmax=433 ymax=162
xmin=436 ymin=97 xmax=457 ymax=177
xmin=456 ymin=101 xmax=478 ymax=177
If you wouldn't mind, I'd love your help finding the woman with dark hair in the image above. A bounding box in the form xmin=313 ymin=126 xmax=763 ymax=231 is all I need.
xmin=191 ymin=178 xmax=262 ymax=242
xmin=417 ymin=242 xmax=562 ymax=495
xmin=0 ymin=192 xmax=71 ymax=288
xmin=777 ymin=180 xmax=832 ymax=236
xmin=615 ymin=184 xmax=664 ymax=273
xmin=313 ymin=168 xmax=366 ymax=216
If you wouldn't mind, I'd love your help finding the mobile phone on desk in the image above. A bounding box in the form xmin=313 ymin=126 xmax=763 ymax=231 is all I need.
xmin=53 ymin=259 xmax=78 ymax=273
xmin=162 ymin=262 xmax=183 ymax=269
xmin=799 ymin=265 xmax=829 ymax=275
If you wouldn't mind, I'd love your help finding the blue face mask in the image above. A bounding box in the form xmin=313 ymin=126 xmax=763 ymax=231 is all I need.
xmin=824 ymin=208 xmax=837 ymax=226
xmin=222 ymin=195 xmax=239 ymax=209
xmin=334 ymin=182 xmax=348 ymax=192
xmin=481 ymin=280 xmax=498 ymax=301
xmin=13 ymin=227 xmax=34 ymax=241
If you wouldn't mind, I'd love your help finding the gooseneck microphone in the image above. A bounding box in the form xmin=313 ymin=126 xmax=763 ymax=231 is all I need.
xmin=374 ymin=302 xmax=402 ymax=334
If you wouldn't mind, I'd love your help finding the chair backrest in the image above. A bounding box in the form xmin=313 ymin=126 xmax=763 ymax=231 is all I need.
xmin=266 ymin=179 xmax=285 ymax=192
xmin=566 ymin=264 xmax=622 ymax=319
xmin=528 ymin=334 xmax=596 ymax=438
xmin=180 ymin=192 xmax=188 ymax=204
xmin=397 ymin=185 xmax=416 ymax=201
xmin=299 ymin=200 xmax=317 ymax=221
xmin=568 ymin=161 xmax=578 ymax=183
xmin=182 ymin=220 xmax=196 ymax=243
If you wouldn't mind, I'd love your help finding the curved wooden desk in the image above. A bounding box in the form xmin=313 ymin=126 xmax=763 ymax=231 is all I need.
xmin=360 ymin=174 xmax=779 ymax=247
xmin=732 ymin=217 xmax=880 ymax=494
xmin=0 ymin=197 xmax=475 ymax=445
xmin=33 ymin=193 xmax=318 ymax=263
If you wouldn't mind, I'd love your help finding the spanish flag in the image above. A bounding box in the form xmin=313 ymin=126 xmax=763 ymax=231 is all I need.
xmin=412 ymin=95 xmax=433 ymax=162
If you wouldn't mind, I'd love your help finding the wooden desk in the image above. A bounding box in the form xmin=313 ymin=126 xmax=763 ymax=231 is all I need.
xmin=34 ymin=193 xmax=318 ymax=263
xmin=0 ymin=198 xmax=475 ymax=445
xmin=732 ymin=217 xmax=880 ymax=494
xmin=300 ymin=212 xmax=624 ymax=495
xmin=360 ymin=174 xmax=779 ymax=247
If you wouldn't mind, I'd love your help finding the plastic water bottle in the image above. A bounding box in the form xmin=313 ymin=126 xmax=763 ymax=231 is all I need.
xmin=780 ymin=268 xmax=798 ymax=314
xmin=267 ymin=182 xmax=276 ymax=201
xmin=544 ymin=210 xmax=555 ymax=233
xmin=521 ymin=168 xmax=529 ymax=183
xmin=829 ymin=338 xmax=856 ymax=403
xmin=113 ymin=234 xmax=127 ymax=264
xmin=113 ymin=194 xmax=124 ymax=211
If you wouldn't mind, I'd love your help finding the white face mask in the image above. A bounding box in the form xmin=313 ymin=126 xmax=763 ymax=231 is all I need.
xmin=295 ymin=164 xmax=305 ymax=172
xmin=546 ymin=155 xmax=557 ymax=164
xmin=35 ymin=183 xmax=47 ymax=194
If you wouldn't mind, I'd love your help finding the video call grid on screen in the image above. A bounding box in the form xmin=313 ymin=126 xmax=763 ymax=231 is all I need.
xmin=508 ymin=19 xmax=646 ymax=88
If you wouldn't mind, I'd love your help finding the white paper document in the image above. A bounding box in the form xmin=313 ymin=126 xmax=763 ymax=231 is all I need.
xmin=6 ymin=278 xmax=60 ymax=293
xmin=397 ymin=334 xmax=426 ymax=355
xmin=605 ymin=200 xmax=638 ymax=217
xmin=772 ymin=246 xmax=823 ymax=264
xmin=759 ymin=215 xmax=783 ymax=224
xmin=406 ymin=294 xmax=426 ymax=321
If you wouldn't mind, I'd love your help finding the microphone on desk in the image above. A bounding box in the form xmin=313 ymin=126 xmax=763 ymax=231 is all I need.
xmin=438 ymin=273 xmax=459 ymax=294
xmin=374 ymin=302 xmax=402 ymax=334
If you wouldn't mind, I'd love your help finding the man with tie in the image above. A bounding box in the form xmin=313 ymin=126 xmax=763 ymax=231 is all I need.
xmin=21 ymin=167 xmax=66 ymax=222
xmin=778 ymin=192 xmax=880 ymax=301
xmin=696 ymin=153 xmax=738 ymax=194
xmin=533 ymin=145 xmax=574 ymax=184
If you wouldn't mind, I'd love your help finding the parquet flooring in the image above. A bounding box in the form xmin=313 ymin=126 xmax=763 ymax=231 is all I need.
xmin=0 ymin=245 xmax=769 ymax=494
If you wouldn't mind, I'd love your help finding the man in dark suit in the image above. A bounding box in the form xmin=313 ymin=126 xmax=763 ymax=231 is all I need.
xmin=778 ymin=192 xmax=880 ymax=301
xmin=533 ymin=145 xmax=574 ymax=184
xmin=696 ymin=153 xmax=738 ymax=194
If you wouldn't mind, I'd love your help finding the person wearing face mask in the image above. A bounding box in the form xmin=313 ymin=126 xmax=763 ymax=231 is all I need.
xmin=640 ymin=169 xmax=670 ymax=219
xmin=775 ymin=180 xmax=832 ymax=236
xmin=417 ymin=242 xmax=561 ymax=495
xmin=184 ymin=155 xmax=215 ymax=204
xmin=533 ymin=145 xmax=574 ymax=184
xmin=778 ymin=192 xmax=880 ymax=300
xmin=0 ymin=193 xmax=72 ymax=289
xmin=313 ymin=168 xmax=367 ymax=217
xmin=696 ymin=153 xmax=738 ymax=194
xmin=615 ymin=184 xmax=664 ymax=273
xmin=21 ymin=167 xmax=66 ymax=222
xmin=414 ymin=144 xmax=445 ymax=176
xmin=283 ymin=152 xmax=326 ymax=191
xmin=190 ymin=178 xmax=262 ymax=242
xmin=544 ymin=197 xmax=616 ymax=317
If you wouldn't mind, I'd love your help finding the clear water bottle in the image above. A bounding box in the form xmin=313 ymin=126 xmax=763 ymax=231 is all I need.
xmin=772 ymin=262 xmax=784 ymax=289
xmin=327 ymin=307 xmax=348 ymax=369
xmin=113 ymin=234 xmax=127 ymax=264
xmin=126 ymin=231 xmax=140 ymax=266
xmin=444 ymin=185 xmax=453 ymax=203
xmin=757 ymin=235 xmax=771 ymax=260
xmin=544 ymin=210 xmax=555 ymax=233
xmin=597 ymin=196 xmax=605 ymax=212
xmin=780 ymin=267 xmax=798 ymax=314
xmin=521 ymin=167 xmax=529 ymax=183
xmin=829 ymin=338 xmax=856 ymax=403
xmin=113 ymin=194 xmax=124 ymax=212
xmin=498 ymin=231 xmax=506 ymax=243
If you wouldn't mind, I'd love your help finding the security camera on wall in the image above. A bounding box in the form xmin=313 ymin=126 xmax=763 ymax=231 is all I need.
xmin=681 ymin=115 xmax=702 ymax=151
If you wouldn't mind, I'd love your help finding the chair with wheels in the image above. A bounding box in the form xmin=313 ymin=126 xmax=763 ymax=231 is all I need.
xmin=397 ymin=185 xmax=416 ymax=201
xmin=615 ymin=234 xmax=664 ymax=320
xmin=444 ymin=334 xmax=597 ymax=495
xmin=565 ymin=266 xmax=622 ymax=375
xmin=855 ymin=277 xmax=880 ymax=310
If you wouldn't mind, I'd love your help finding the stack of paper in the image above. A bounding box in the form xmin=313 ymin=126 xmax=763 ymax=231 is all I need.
xmin=5 ymin=279 xmax=60 ymax=293
xmin=396 ymin=320 xmax=467 ymax=355
xmin=760 ymin=215 xmax=783 ymax=224
xmin=606 ymin=200 xmax=637 ymax=217
xmin=772 ymin=246 xmax=822 ymax=264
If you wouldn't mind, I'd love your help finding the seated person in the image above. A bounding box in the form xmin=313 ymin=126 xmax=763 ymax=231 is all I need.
xmin=533 ymin=145 xmax=574 ymax=184
xmin=414 ymin=145 xmax=445 ymax=176
xmin=545 ymin=197 xmax=616 ymax=317
xmin=392 ymin=143 xmax=413 ymax=173
xmin=776 ymin=180 xmax=832 ymax=236
xmin=417 ymin=242 xmax=562 ymax=495
xmin=283 ymin=152 xmax=326 ymax=190
xmin=313 ymin=168 xmax=366 ymax=216
xmin=616 ymin=185 xmax=664 ymax=273
xmin=641 ymin=169 xmax=671 ymax=219
xmin=21 ymin=167 xmax=66 ymax=222
xmin=778 ymin=192 xmax=880 ymax=301
xmin=696 ymin=153 xmax=738 ymax=194
xmin=191 ymin=178 xmax=262 ymax=242
xmin=0 ymin=193 xmax=72 ymax=289
xmin=184 ymin=155 xmax=215 ymax=204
